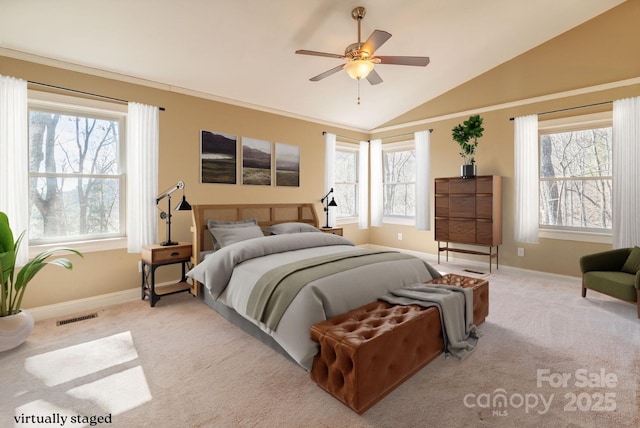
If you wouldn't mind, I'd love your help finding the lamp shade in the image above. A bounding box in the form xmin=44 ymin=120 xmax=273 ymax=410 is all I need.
xmin=345 ymin=60 xmax=374 ymax=80
xmin=328 ymin=197 xmax=338 ymax=207
xmin=175 ymin=195 xmax=192 ymax=211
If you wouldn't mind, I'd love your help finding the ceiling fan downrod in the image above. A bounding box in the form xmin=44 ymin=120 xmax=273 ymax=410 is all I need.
xmin=352 ymin=6 xmax=366 ymax=46
xmin=354 ymin=5 xmax=365 ymax=104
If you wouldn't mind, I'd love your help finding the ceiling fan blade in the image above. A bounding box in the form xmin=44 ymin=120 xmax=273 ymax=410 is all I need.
xmin=375 ymin=56 xmax=430 ymax=66
xmin=309 ymin=64 xmax=345 ymax=81
xmin=366 ymin=69 xmax=383 ymax=86
xmin=361 ymin=30 xmax=392 ymax=57
xmin=296 ymin=50 xmax=344 ymax=59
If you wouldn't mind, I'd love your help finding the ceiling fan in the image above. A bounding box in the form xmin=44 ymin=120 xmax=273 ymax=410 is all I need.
xmin=295 ymin=6 xmax=430 ymax=97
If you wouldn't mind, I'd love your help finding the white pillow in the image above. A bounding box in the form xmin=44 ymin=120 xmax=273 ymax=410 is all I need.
xmin=208 ymin=225 xmax=264 ymax=248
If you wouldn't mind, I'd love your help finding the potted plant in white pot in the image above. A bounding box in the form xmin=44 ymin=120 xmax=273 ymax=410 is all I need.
xmin=451 ymin=114 xmax=484 ymax=179
xmin=0 ymin=211 xmax=82 ymax=352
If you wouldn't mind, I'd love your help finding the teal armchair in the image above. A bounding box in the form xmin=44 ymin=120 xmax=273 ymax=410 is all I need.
xmin=580 ymin=247 xmax=640 ymax=318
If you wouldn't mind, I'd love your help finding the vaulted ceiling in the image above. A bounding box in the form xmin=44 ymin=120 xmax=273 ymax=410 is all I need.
xmin=0 ymin=0 xmax=626 ymax=131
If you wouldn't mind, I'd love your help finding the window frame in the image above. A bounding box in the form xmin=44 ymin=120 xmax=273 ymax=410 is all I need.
xmin=334 ymin=141 xmax=359 ymax=224
xmin=382 ymin=140 xmax=416 ymax=225
xmin=537 ymin=111 xmax=613 ymax=244
xmin=27 ymin=91 xmax=128 ymax=254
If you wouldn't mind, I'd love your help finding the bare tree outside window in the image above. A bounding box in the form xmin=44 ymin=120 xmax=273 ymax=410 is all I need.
xmin=383 ymin=148 xmax=416 ymax=217
xmin=539 ymin=127 xmax=612 ymax=232
xmin=29 ymin=109 xmax=124 ymax=243
xmin=334 ymin=149 xmax=358 ymax=217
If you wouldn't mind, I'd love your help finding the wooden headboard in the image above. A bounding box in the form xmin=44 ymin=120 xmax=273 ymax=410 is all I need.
xmin=190 ymin=203 xmax=319 ymax=266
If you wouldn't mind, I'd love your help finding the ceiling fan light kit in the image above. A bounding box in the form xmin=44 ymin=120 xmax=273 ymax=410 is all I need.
xmin=295 ymin=6 xmax=430 ymax=104
xmin=345 ymin=59 xmax=374 ymax=80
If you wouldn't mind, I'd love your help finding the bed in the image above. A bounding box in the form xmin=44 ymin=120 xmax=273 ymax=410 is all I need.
xmin=187 ymin=203 xmax=442 ymax=371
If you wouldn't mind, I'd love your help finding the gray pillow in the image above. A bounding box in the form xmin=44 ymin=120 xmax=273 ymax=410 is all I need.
xmin=207 ymin=217 xmax=258 ymax=250
xmin=208 ymin=225 xmax=265 ymax=248
xmin=269 ymin=222 xmax=321 ymax=235
xmin=207 ymin=217 xmax=257 ymax=229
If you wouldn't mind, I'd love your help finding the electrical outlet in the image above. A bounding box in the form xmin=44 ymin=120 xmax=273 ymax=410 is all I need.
xmin=518 ymin=248 xmax=525 ymax=257
xmin=397 ymin=232 xmax=403 ymax=241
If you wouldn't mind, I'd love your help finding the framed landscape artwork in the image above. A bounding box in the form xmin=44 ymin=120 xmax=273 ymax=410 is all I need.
xmin=242 ymin=137 xmax=272 ymax=185
xmin=201 ymin=130 xmax=237 ymax=184
xmin=275 ymin=143 xmax=300 ymax=187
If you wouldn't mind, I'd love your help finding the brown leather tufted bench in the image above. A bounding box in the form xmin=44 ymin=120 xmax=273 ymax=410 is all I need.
xmin=310 ymin=274 xmax=490 ymax=413
xmin=310 ymin=301 xmax=444 ymax=414
xmin=425 ymin=273 xmax=489 ymax=325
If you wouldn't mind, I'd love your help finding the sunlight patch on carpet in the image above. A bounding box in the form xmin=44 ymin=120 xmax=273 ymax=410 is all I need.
xmin=67 ymin=366 xmax=152 ymax=414
xmin=24 ymin=331 xmax=138 ymax=387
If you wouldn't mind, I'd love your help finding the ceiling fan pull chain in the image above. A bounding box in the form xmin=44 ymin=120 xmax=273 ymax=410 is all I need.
xmin=357 ymin=78 xmax=361 ymax=105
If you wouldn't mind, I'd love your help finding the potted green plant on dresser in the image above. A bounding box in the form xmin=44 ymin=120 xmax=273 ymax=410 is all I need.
xmin=451 ymin=114 xmax=484 ymax=179
xmin=0 ymin=211 xmax=82 ymax=352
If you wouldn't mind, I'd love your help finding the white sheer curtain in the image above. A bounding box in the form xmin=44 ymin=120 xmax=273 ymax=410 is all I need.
xmin=126 ymin=102 xmax=159 ymax=252
xmin=358 ymin=141 xmax=369 ymax=229
xmin=0 ymin=75 xmax=29 ymax=265
xmin=323 ymin=132 xmax=337 ymax=228
xmin=514 ymin=114 xmax=539 ymax=243
xmin=612 ymin=96 xmax=640 ymax=248
xmin=370 ymin=138 xmax=383 ymax=227
xmin=414 ymin=130 xmax=431 ymax=231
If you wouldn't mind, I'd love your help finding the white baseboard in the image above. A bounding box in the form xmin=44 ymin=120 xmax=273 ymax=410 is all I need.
xmin=26 ymin=288 xmax=140 ymax=322
xmin=361 ymin=244 xmax=580 ymax=283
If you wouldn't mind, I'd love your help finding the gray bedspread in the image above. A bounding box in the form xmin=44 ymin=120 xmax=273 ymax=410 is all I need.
xmin=247 ymin=249 xmax=415 ymax=330
xmin=187 ymin=233 xmax=441 ymax=370
xmin=380 ymin=284 xmax=479 ymax=360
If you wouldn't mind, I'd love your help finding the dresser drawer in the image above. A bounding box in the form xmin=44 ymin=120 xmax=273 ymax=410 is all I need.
xmin=449 ymin=219 xmax=476 ymax=243
xmin=435 ymin=218 xmax=449 ymax=241
xmin=449 ymin=178 xmax=475 ymax=194
xmin=450 ymin=194 xmax=476 ymax=218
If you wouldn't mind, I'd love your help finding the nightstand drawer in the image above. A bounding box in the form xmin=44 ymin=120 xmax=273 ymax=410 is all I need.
xmin=141 ymin=243 xmax=191 ymax=264
xmin=320 ymin=227 xmax=343 ymax=236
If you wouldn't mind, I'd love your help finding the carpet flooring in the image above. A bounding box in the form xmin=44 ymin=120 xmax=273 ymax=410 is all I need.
xmin=1 ymin=259 xmax=639 ymax=427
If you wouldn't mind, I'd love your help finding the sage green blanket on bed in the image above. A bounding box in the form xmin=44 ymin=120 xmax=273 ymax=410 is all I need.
xmin=246 ymin=249 xmax=415 ymax=330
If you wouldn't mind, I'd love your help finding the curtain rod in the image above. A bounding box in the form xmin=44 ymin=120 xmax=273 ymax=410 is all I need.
xmin=27 ymin=80 xmax=166 ymax=111
xmin=373 ymin=129 xmax=433 ymax=142
xmin=508 ymin=100 xmax=612 ymax=121
xmin=322 ymin=129 xmax=433 ymax=143
xmin=321 ymin=131 xmax=363 ymax=143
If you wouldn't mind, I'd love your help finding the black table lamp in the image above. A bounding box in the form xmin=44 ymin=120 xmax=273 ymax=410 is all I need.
xmin=156 ymin=181 xmax=192 ymax=246
xmin=321 ymin=188 xmax=338 ymax=229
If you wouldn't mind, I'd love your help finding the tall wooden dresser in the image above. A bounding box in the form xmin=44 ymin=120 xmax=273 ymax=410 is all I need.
xmin=434 ymin=175 xmax=502 ymax=272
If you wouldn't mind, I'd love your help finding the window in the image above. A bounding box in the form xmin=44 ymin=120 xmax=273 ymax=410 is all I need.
xmin=539 ymin=113 xmax=612 ymax=235
xmin=334 ymin=144 xmax=358 ymax=218
xmin=383 ymin=142 xmax=415 ymax=218
xmin=28 ymin=94 xmax=126 ymax=244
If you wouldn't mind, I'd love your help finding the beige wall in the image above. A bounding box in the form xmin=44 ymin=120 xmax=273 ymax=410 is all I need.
xmin=370 ymin=0 xmax=640 ymax=276
xmin=0 ymin=56 xmax=368 ymax=308
xmin=1 ymin=0 xmax=639 ymax=309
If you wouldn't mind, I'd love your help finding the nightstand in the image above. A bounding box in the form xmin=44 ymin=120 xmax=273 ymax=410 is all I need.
xmin=321 ymin=227 xmax=343 ymax=236
xmin=141 ymin=242 xmax=192 ymax=307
